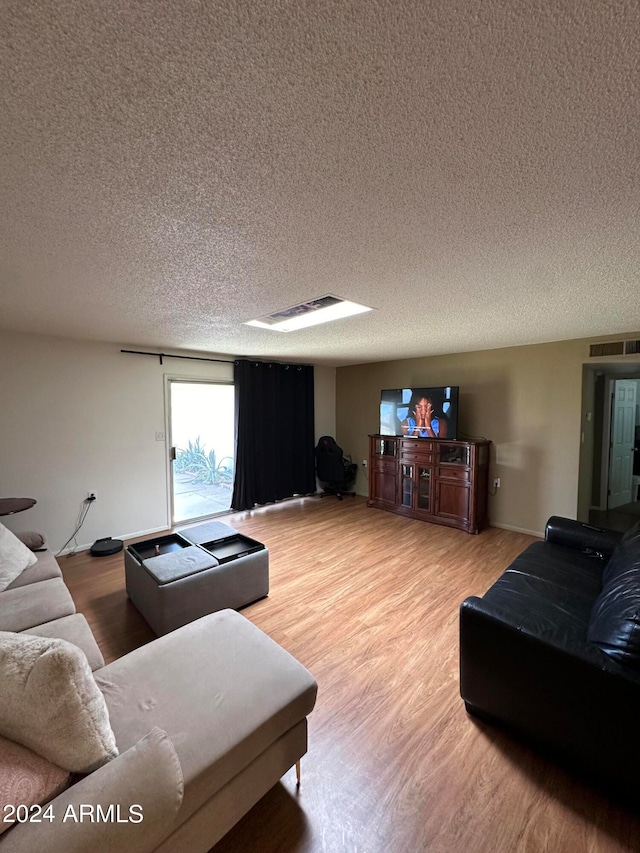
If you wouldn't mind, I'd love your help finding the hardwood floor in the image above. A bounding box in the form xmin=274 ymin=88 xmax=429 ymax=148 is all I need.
xmin=61 ymin=497 xmax=640 ymax=852
xmin=590 ymin=501 xmax=640 ymax=534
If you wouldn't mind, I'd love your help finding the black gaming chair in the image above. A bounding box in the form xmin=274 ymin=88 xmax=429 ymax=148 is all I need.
xmin=315 ymin=436 xmax=358 ymax=500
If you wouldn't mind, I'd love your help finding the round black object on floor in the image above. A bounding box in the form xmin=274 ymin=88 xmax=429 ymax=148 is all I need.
xmin=90 ymin=537 xmax=124 ymax=557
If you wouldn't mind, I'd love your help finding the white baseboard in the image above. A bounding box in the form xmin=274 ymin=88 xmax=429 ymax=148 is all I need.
xmin=57 ymin=524 xmax=170 ymax=556
xmin=60 ymin=519 xmax=542 ymax=555
xmin=490 ymin=522 xmax=544 ymax=539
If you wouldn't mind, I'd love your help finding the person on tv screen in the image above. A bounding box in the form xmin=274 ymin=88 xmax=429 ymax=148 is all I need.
xmin=400 ymin=390 xmax=449 ymax=438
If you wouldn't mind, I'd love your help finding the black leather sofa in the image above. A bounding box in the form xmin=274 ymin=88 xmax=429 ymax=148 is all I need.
xmin=460 ymin=516 xmax=640 ymax=802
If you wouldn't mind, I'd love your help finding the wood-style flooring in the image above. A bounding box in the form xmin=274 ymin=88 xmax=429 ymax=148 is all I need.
xmin=590 ymin=501 xmax=640 ymax=533
xmin=61 ymin=497 xmax=640 ymax=853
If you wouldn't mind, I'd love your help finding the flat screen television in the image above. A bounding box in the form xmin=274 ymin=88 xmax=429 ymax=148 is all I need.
xmin=380 ymin=386 xmax=459 ymax=439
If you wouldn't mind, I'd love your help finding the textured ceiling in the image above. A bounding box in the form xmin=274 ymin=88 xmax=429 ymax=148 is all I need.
xmin=1 ymin=0 xmax=639 ymax=366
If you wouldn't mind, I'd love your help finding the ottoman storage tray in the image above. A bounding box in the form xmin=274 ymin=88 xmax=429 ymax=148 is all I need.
xmin=127 ymin=532 xmax=193 ymax=561
xmin=125 ymin=522 xmax=269 ymax=635
xmin=199 ymin=533 xmax=264 ymax=564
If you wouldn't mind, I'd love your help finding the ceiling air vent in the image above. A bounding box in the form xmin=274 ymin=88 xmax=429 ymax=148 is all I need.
xmin=589 ymin=341 xmax=624 ymax=357
xmin=624 ymin=339 xmax=640 ymax=355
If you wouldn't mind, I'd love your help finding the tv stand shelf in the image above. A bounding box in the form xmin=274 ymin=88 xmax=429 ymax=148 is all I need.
xmin=367 ymin=435 xmax=490 ymax=534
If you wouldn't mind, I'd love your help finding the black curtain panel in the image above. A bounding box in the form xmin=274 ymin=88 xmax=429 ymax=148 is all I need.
xmin=231 ymin=359 xmax=316 ymax=510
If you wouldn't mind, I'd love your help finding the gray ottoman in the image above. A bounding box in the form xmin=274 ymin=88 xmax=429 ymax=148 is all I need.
xmin=125 ymin=522 xmax=269 ymax=635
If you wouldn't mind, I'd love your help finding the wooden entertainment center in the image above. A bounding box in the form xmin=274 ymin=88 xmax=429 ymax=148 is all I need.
xmin=368 ymin=435 xmax=491 ymax=534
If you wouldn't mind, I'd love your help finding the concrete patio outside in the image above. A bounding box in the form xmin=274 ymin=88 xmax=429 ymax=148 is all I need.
xmin=173 ymin=472 xmax=233 ymax=523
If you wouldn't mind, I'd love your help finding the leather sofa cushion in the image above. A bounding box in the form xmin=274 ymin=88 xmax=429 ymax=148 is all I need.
xmin=482 ymin=542 xmax=605 ymax=663
xmin=602 ymin=521 xmax=640 ymax=585
xmin=484 ymin=575 xmax=597 ymax=660
xmin=500 ymin=540 xmax=604 ymax=597
xmin=588 ymin=523 xmax=640 ymax=669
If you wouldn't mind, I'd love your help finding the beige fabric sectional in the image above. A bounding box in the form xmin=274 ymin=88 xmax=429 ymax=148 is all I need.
xmin=0 ymin=540 xmax=318 ymax=852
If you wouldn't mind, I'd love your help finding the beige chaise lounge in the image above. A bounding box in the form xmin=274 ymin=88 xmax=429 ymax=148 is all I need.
xmin=0 ymin=530 xmax=318 ymax=852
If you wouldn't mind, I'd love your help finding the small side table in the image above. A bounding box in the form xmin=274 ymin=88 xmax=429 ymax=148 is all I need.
xmin=0 ymin=498 xmax=37 ymax=516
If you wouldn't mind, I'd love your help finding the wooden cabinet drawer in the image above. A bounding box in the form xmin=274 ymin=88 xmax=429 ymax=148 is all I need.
xmin=400 ymin=439 xmax=434 ymax=454
xmin=400 ymin=439 xmax=434 ymax=465
xmin=373 ymin=456 xmax=397 ymax=472
xmin=436 ymin=465 xmax=470 ymax=482
xmin=401 ymin=451 xmax=434 ymax=465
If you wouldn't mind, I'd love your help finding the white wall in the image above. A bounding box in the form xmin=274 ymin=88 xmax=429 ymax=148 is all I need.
xmin=0 ymin=331 xmax=336 ymax=551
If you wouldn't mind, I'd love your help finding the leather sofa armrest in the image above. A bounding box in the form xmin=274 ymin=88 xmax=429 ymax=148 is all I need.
xmin=544 ymin=516 xmax=623 ymax=557
xmin=0 ymin=728 xmax=183 ymax=853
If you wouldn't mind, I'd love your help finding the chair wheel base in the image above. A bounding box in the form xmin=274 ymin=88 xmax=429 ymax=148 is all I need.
xmin=318 ymin=489 xmax=356 ymax=500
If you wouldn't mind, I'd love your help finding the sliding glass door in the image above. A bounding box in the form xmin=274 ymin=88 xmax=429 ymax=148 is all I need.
xmin=168 ymin=380 xmax=235 ymax=524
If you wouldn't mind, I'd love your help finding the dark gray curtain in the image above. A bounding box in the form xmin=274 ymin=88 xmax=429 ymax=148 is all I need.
xmin=231 ymin=359 xmax=316 ymax=510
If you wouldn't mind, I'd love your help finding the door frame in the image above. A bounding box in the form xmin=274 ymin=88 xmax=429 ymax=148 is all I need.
xmin=164 ymin=374 xmax=235 ymax=527
xmin=580 ymin=362 xmax=640 ymax=521
xmin=594 ymin=374 xmax=640 ymax=511
xmin=599 ymin=376 xmax=615 ymax=510
xmin=607 ymin=378 xmax=637 ymax=509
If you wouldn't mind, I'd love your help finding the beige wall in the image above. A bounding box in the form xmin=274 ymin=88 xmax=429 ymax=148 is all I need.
xmin=0 ymin=331 xmax=335 ymax=551
xmin=4 ymin=326 xmax=639 ymax=545
xmin=336 ymin=336 xmax=640 ymax=537
xmin=314 ymin=364 xmax=336 ymax=440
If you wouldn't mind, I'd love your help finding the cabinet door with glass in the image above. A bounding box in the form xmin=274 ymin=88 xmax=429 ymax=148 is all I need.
xmin=400 ymin=463 xmax=433 ymax=513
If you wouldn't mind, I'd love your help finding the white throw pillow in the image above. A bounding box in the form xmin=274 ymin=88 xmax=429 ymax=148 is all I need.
xmin=0 ymin=632 xmax=118 ymax=773
xmin=0 ymin=521 xmax=37 ymax=591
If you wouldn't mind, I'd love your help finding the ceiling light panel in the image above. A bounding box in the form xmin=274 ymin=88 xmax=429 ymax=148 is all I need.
xmin=246 ymin=295 xmax=373 ymax=332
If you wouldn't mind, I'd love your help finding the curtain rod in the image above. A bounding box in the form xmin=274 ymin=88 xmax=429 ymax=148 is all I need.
xmin=121 ymin=349 xmax=313 ymax=368
xmin=121 ymin=349 xmax=234 ymax=365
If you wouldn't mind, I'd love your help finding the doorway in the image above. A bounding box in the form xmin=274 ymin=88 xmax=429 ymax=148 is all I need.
xmin=168 ymin=380 xmax=235 ymax=525
xmin=608 ymin=379 xmax=637 ymax=508
xmin=587 ymin=372 xmax=640 ymax=532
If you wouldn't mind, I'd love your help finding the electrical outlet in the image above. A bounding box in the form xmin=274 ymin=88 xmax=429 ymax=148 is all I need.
xmin=493 ymin=477 xmax=500 ymax=489
xmin=155 ymin=431 xmax=166 ymax=442
xmin=87 ymin=491 xmax=97 ymax=501
xmin=362 ymin=459 xmax=368 ymax=468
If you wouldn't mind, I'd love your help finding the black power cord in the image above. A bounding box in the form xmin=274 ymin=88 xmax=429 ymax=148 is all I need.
xmin=56 ymin=496 xmax=96 ymax=558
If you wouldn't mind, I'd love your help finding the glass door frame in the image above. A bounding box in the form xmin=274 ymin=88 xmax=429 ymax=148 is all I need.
xmin=164 ymin=375 xmax=235 ymax=527
xmin=400 ymin=462 xmax=432 ymax=512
